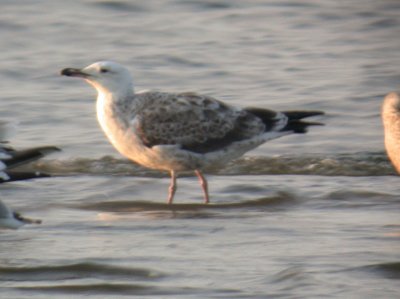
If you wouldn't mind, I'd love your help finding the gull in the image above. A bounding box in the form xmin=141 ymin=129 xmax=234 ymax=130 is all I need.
xmin=382 ymin=92 xmax=400 ymax=173
xmin=0 ymin=145 xmax=60 ymax=182
xmin=0 ymin=121 xmax=60 ymax=183
xmin=61 ymin=61 xmax=324 ymax=204
xmin=0 ymin=199 xmax=41 ymax=229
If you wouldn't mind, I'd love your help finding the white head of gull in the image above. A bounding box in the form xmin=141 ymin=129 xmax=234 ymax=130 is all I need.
xmin=62 ymin=61 xmax=324 ymax=204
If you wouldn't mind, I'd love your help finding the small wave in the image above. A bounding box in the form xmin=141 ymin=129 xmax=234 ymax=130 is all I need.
xmin=367 ymin=18 xmax=399 ymax=31
xmin=221 ymin=152 xmax=394 ymax=176
xmin=324 ymin=190 xmax=400 ymax=208
xmin=27 ymin=155 xmax=161 ymax=177
xmin=0 ymin=262 xmax=162 ymax=282
xmin=16 ymin=283 xmax=240 ymax=297
xmin=16 ymin=283 xmax=160 ymax=295
xmin=270 ymin=265 xmax=317 ymax=293
xmin=353 ymin=262 xmax=400 ymax=280
xmin=91 ymin=1 xmax=146 ymax=12
xmin=17 ymin=151 xmax=396 ymax=177
xmin=176 ymin=0 xmax=233 ymax=11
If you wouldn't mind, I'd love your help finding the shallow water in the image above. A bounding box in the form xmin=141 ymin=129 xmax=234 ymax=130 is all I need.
xmin=1 ymin=0 xmax=400 ymax=298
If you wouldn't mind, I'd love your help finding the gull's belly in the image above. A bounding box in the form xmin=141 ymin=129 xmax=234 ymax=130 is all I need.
xmin=100 ymin=117 xmax=286 ymax=172
xmin=99 ymin=116 xmax=203 ymax=172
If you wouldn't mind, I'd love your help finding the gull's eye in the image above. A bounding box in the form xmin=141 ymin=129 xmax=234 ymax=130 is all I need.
xmin=100 ymin=68 xmax=109 ymax=73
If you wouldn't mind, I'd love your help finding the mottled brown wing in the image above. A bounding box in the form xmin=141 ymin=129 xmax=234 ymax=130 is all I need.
xmin=134 ymin=92 xmax=265 ymax=153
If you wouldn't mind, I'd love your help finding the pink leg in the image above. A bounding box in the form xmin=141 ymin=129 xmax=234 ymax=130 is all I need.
xmin=167 ymin=170 xmax=177 ymax=204
xmin=195 ymin=170 xmax=209 ymax=204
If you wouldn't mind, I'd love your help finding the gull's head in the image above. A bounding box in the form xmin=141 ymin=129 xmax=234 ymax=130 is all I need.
xmin=61 ymin=61 xmax=134 ymax=96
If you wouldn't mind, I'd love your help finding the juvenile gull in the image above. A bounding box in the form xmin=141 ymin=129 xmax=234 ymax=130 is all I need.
xmin=382 ymin=92 xmax=400 ymax=173
xmin=0 ymin=199 xmax=41 ymax=229
xmin=61 ymin=61 xmax=324 ymax=204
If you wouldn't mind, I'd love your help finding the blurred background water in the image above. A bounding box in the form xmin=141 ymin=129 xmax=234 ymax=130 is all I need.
xmin=0 ymin=0 xmax=399 ymax=298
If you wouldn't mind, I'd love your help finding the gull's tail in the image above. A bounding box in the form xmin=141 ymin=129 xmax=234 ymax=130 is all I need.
xmin=245 ymin=108 xmax=324 ymax=134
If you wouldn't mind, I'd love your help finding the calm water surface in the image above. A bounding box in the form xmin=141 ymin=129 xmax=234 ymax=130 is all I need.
xmin=0 ymin=0 xmax=399 ymax=298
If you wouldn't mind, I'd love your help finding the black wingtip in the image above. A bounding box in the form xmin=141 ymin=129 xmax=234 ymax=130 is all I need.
xmin=0 ymin=171 xmax=52 ymax=183
xmin=282 ymin=110 xmax=325 ymax=120
xmin=283 ymin=110 xmax=325 ymax=134
xmin=2 ymin=146 xmax=61 ymax=169
xmin=286 ymin=120 xmax=324 ymax=133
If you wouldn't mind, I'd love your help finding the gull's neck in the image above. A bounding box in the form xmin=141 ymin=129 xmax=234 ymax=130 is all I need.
xmin=93 ymin=81 xmax=135 ymax=102
xmin=96 ymin=87 xmax=134 ymax=121
xmin=94 ymin=83 xmax=136 ymax=149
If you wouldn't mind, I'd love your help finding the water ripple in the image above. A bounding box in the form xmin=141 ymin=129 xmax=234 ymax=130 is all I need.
xmin=14 ymin=283 xmax=239 ymax=297
xmin=16 ymin=283 xmax=179 ymax=296
xmin=75 ymin=192 xmax=295 ymax=213
xmin=353 ymin=262 xmax=400 ymax=280
xmin=0 ymin=262 xmax=162 ymax=282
